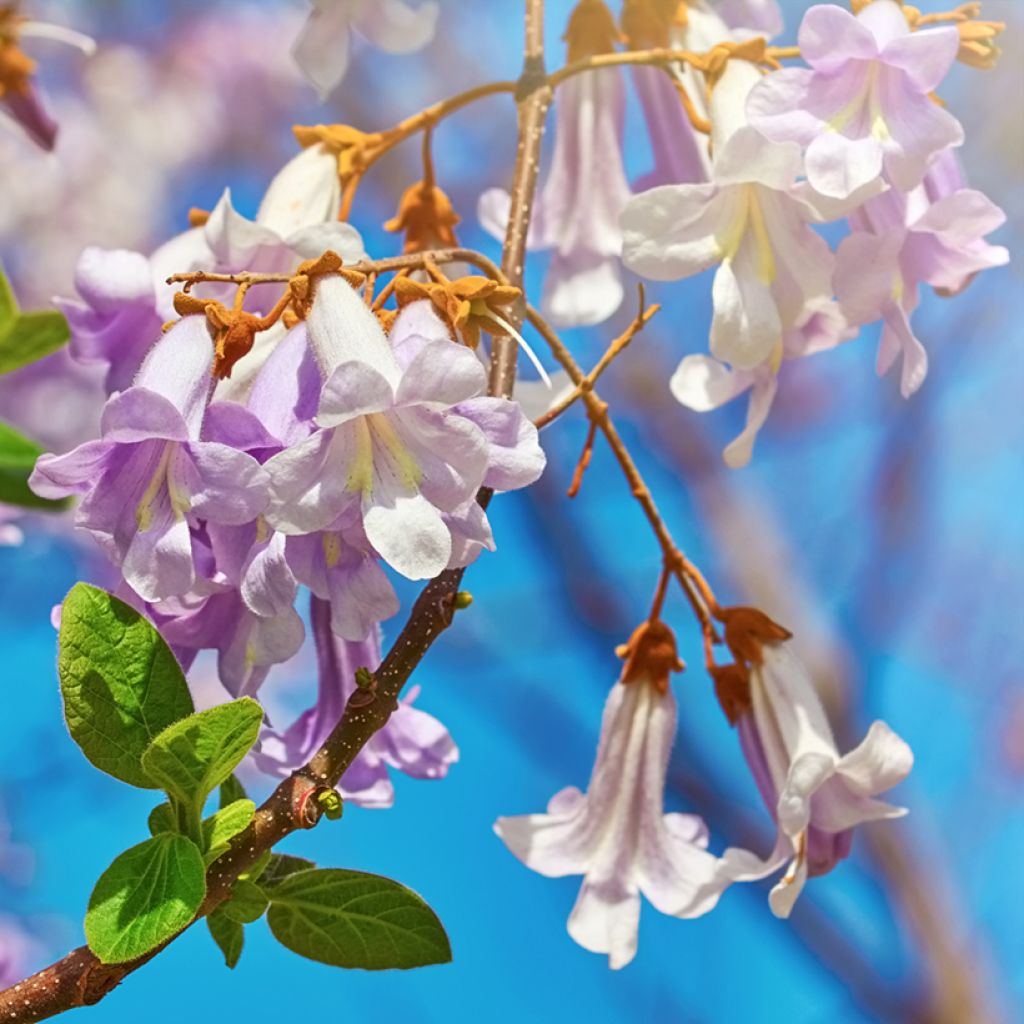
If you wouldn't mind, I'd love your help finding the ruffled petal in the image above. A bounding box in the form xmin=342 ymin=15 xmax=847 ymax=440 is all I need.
xmin=317 ymin=361 xmax=395 ymax=428
xmin=395 ymin=340 xmax=487 ymax=407
xmin=184 ymin=443 xmax=270 ymax=525
xmin=363 ymin=489 xmax=450 ymax=580
xmin=800 ymin=4 xmax=879 ymax=69
xmin=567 ymin=878 xmax=641 ymax=970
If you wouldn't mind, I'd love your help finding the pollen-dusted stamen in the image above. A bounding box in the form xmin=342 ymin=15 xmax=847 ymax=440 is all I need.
xmin=615 ymin=619 xmax=685 ymax=694
xmin=564 ymin=0 xmax=623 ymax=62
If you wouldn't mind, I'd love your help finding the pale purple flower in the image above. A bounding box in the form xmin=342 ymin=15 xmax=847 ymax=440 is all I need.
xmin=747 ymin=1 xmax=963 ymax=199
xmin=264 ymin=279 xmax=545 ymax=581
xmin=623 ymin=59 xmax=837 ymax=371
xmin=720 ymin=641 xmax=913 ymax=917
xmin=292 ymin=0 xmax=439 ymax=98
xmin=254 ymin=596 xmax=457 ymax=808
xmin=57 ymin=190 xmax=363 ymax=397
xmin=29 ymin=316 xmax=270 ymax=602
xmin=479 ymin=68 xmax=632 ymax=328
xmin=495 ymin=675 xmax=723 ymax=969
xmin=0 ymin=14 xmax=94 ymax=151
xmin=671 ymin=299 xmax=854 ymax=467
xmin=835 ymin=180 xmax=1008 ymax=397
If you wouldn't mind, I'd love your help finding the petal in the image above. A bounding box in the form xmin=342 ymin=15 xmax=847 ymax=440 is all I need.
xmin=768 ymin=853 xmax=808 ymax=918
xmin=265 ymin=428 xmax=358 ymax=535
xmin=810 ymin=776 xmax=908 ymax=832
xmin=477 ymin=187 xmax=511 ymax=245
xmin=101 ymin=389 xmax=191 ymax=444
xmin=356 ymin=0 xmax=439 ymax=53
xmin=285 ymin=221 xmax=366 ymax=265
xmin=621 ymin=183 xmax=725 ymax=281
xmin=639 ymin=819 xmax=724 ymax=919
xmin=257 ymin=144 xmax=342 ymax=235
xmin=745 ymin=67 xmax=820 ymax=146
xmin=879 ymin=81 xmax=964 ymax=193
xmin=317 ymin=361 xmax=395 ymax=428
xmin=723 ymin=373 xmax=778 ymax=469
xmin=493 ymin=808 xmax=590 ymax=878
xmin=327 ymin=554 xmax=400 ymax=641
xmin=567 ymin=878 xmax=641 ymax=970
xmin=389 ymin=300 xmax=454 ymax=370
xmin=121 ymin=497 xmax=194 ymax=603
xmin=834 ymin=230 xmax=903 ymax=326
xmin=805 ymin=133 xmax=884 ymax=201
xmin=837 ymin=720 xmax=914 ymax=795
xmin=363 ymin=490 xmax=451 ymax=580
xmin=395 ymin=340 xmax=487 ymax=407
xmin=776 ymin=751 xmax=836 ymax=838
xmin=291 ymin=0 xmax=353 ymax=97
xmin=715 ymin=128 xmax=802 ymax=191
xmin=29 ymin=440 xmax=111 ymax=499
xmin=670 ymin=354 xmax=754 ymax=411
xmin=880 ymin=302 xmax=929 ymax=397
xmin=451 ymin=396 xmax=546 ymax=491
xmin=541 ymin=253 xmax=624 ymax=329
xmin=247 ymin=323 xmax=321 ymax=447
xmin=184 ymin=443 xmax=270 ymax=524
xmin=800 ymin=5 xmax=879 ymax=69
xmin=854 ymin=0 xmax=909 ymax=50
xmin=203 ymin=189 xmax=282 ymax=268
xmin=241 ymin=532 xmax=297 ymax=618
xmin=881 ymin=25 xmax=959 ymax=93
xmin=709 ymin=254 xmax=782 ymax=370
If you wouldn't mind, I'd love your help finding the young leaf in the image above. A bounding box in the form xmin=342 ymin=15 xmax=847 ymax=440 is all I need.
xmin=207 ymin=908 xmax=244 ymax=969
xmin=255 ymin=853 xmax=316 ymax=890
xmin=0 ymin=421 xmax=69 ymax=511
xmin=148 ymin=803 xmax=176 ymax=836
xmin=201 ymin=799 xmax=256 ymax=866
xmin=59 ymin=584 xmax=194 ymax=788
xmin=0 ymin=267 xmax=15 ymax=323
xmin=266 ymin=869 xmax=452 ymax=970
xmin=140 ymin=699 xmax=263 ymax=811
xmin=0 ymin=310 xmax=71 ymax=374
xmin=219 ymin=774 xmax=247 ymax=809
xmin=85 ymin=834 xmax=206 ymax=964
xmin=221 ymin=879 xmax=268 ymax=925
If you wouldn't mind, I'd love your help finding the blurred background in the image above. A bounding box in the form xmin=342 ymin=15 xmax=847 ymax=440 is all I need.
xmin=0 ymin=0 xmax=1021 ymax=1020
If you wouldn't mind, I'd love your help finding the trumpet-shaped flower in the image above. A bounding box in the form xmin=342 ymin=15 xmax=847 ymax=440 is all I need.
xmin=264 ymin=278 xmax=544 ymax=581
xmin=479 ymin=0 xmax=631 ymax=328
xmin=254 ymin=597 xmax=457 ymax=807
xmin=715 ymin=610 xmax=913 ymax=917
xmin=747 ymin=1 xmax=962 ymax=198
xmin=496 ymin=623 xmax=723 ymax=969
xmin=29 ymin=317 xmax=270 ymax=602
xmin=0 ymin=8 xmax=94 ymax=151
xmin=293 ymin=0 xmax=439 ymax=98
xmin=623 ymin=59 xmax=835 ymax=371
xmin=835 ymin=178 xmax=1008 ymax=397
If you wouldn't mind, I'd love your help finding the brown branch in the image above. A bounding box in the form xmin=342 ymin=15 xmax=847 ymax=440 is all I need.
xmin=489 ymin=0 xmax=552 ymax=400
xmin=525 ymin=304 xmax=721 ymax=641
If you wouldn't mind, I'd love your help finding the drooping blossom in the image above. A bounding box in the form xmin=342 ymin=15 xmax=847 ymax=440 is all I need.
xmin=0 ymin=6 xmax=94 ymax=151
xmin=622 ymin=57 xmax=837 ymax=372
xmin=671 ymin=299 xmax=853 ymax=467
xmin=29 ymin=317 xmax=270 ymax=603
xmin=479 ymin=0 xmax=631 ymax=328
xmin=747 ymin=1 xmax=963 ymax=199
xmin=254 ymin=596 xmax=457 ymax=808
xmin=58 ymin=189 xmax=364 ymax=397
xmin=712 ymin=608 xmax=913 ymax=917
xmin=263 ymin=273 xmax=545 ymax=582
xmin=292 ymin=0 xmax=439 ymax=98
xmin=621 ymin=0 xmax=710 ymax=190
xmin=496 ymin=622 xmax=724 ymax=969
xmin=835 ymin=157 xmax=1008 ymax=397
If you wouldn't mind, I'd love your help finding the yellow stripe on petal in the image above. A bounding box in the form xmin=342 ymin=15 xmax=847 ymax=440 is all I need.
xmin=347 ymin=418 xmax=374 ymax=499
xmin=368 ymin=413 xmax=422 ymax=491
xmin=323 ymin=531 xmax=342 ymax=569
xmin=135 ymin=443 xmax=173 ymax=532
xmin=747 ymin=191 xmax=777 ymax=286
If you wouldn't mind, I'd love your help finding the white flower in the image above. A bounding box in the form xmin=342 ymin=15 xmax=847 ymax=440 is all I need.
xmin=496 ymin=624 xmax=723 ymax=969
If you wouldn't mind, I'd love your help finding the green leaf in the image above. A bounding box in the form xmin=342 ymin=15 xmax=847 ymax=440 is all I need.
xmin=201 ymin=799 xmax=256 ymax=866
xmin=85 ymin=834 xmax=206 ymax=963
xmin=148 ymin=802 xmax=176 ymax=836
xmin=0 ymin=420 xmax=69 ymax=511
xmin=221 ymin=879 xmax=268 ymax=925
xmin=140 ymin=699 xmax=263 ymax=813
xmin=207 ymin=908 xmax=244 ymax=969
xmin=256 ymin=854 xmax=316 ymax=890
xmin=266 ymin=869 xmax=451 ymax=970
xmin=0 ymin=310 xmax=70 ymax=374
xmin=219 ymin=774 xmax=247 ymax=809
xmin=58 ymin=584 xmax=194 ymax=788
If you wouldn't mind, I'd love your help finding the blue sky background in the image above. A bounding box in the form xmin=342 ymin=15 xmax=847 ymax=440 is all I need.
xmin=1 ymin=1 xmax=1022 ymax=1021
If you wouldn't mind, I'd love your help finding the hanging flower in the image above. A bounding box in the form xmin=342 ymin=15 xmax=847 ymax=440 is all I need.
xmin=746 ymin=1 xmax=963 ymax=199
xmin=263 ymin=275 xmax=545 ymax=581
xmin=479 ymin=0 xmax=632 ymax=328
xmin=712 ymin=607 xmax=914 ymax=917
xmin=622 ymin=58 xmax=837 ymax=371
xmin=496 ymin=621 xmax=724 ymax=969
xmin=292 ymin=0 xmax=439 ymax=98
xmin=0 ymin=5 xmax=94 ymax=151
xmin=29 ymin=317 xmax=270 ymax=602
xmin=254 ymin=596 xmax=457 ymax=807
